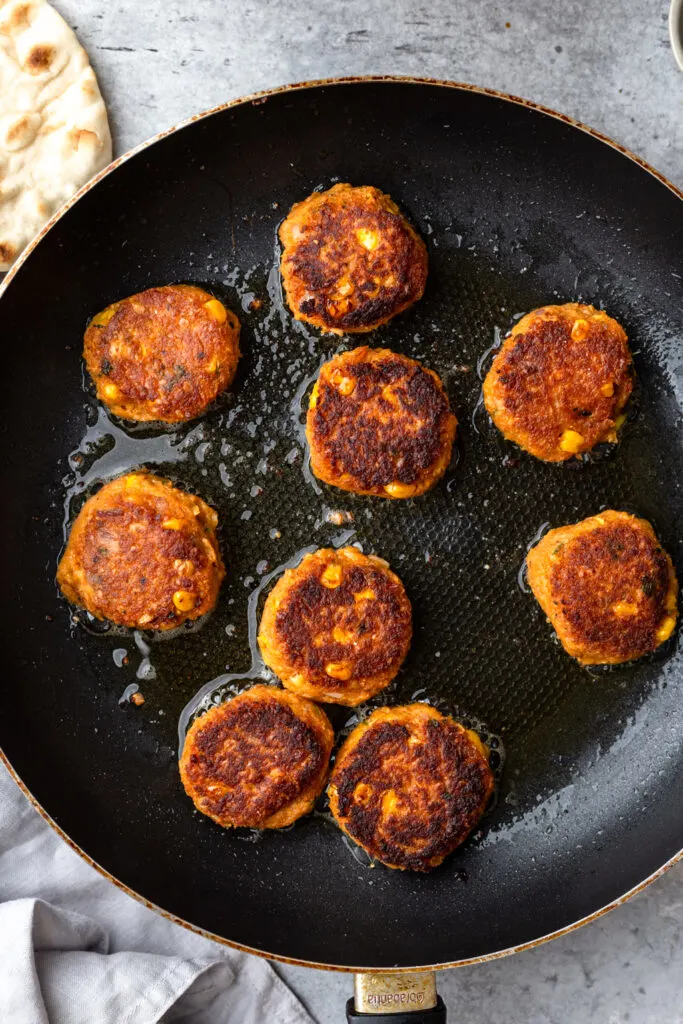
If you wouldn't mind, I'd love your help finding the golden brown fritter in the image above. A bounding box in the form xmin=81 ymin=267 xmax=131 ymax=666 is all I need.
xmin=527 ymin=510 xmax=678 ymax=665
xmin=328 ymin=704 xmax=494 ymax=872
xmin=483 ymin=303 xmax=633 ymax=462
xmin=57 ymin=472 xmax=225 ymax=630
xmin=83 ymin=284 xmax=241 ymax=423
xmin=258 ymin=546 xmax=412 ymax=706
xmin=279 ymin=184 xmax=428 ymax=334
xmin=306 ymin=347 xmax=457 ymax=498
xmin=179 ymin=685 xmax=334 ymax=829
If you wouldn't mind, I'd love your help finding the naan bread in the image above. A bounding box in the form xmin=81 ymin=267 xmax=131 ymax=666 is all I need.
xmin=0 ymin=0 xmax=111 ymax=270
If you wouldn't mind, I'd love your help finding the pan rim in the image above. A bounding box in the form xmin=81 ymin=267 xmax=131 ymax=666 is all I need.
xmin=3 ymin=743 xmax=681 ymax=973
xmin=1 ymin=74 xmax=681 ymax=972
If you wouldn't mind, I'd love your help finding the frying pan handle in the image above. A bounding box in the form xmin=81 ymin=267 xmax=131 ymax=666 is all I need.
xmin=345 ymin=997 xmax=447 ymax=1022
xmin=347 ymin=973 xmax=446 ymax=1021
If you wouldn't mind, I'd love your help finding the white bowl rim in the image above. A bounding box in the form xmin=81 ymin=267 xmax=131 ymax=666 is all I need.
xmin=670 ymin=0 xmax=683 ymax=70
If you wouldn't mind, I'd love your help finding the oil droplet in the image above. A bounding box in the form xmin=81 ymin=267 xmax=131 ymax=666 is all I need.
xmin=133 ymin=631 xmax=156 ymax=681
xmin=118 ymin=683 xmax=140 ymax=705
xmin=342 ymin=834 xmax=376 ymax=868
xmin=517 ymin=560 xmax=530 ymax=594
xmin=136 ymin=659 xmax=156 ymax=681
xmin=518 ymin=520 xmax=551 ymax=593
xmin=331 ymin=529 xmax=356 ymax=548
xmin=470 ymin=390 xmax=487 ymax=436
xmin=476 ymin=326 xmax=502 ymax=380
xmin=177 ymin=544 xmax=318 ymax=754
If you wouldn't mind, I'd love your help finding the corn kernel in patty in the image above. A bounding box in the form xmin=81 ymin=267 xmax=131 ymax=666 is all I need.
xmin=203 ymin=298 xmax=227 ymax=323
xmin=559 ymin=429 xmax=584 ymax=453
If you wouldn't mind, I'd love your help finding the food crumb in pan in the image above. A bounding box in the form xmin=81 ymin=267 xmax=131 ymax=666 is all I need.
xmin=325 ymin=509 xmax=354 ymax=526
xmin=112 ymin=648 xmax=128 ymax=668
xmin=118 ymin=683 xmax=143 ymax=706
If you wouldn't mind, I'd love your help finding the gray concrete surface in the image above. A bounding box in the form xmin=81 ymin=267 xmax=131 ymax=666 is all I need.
xmin=67 ymin=0 xmax=683 ymax=190
xmin=50 ymin=1 xmax=683 ymax=1020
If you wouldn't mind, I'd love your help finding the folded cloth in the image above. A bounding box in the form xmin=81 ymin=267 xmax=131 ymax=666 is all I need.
xmin=0 ymin=761 xmax=314 ymax=1024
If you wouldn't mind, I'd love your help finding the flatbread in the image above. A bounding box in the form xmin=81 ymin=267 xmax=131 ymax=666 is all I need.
xmin=0 ymin=0 xmax=111 ymax=270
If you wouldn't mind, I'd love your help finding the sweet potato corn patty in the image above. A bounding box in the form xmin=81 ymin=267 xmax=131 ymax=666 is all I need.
xmin=279 ymin=184 xmax=428 ymax=334
xmin=180 ymin=685 xmax=334 ymax=829
xmin=84 ymin=284 xmax=240 ymax=422
xmin=527 ymin=510 xmax=678 ymax=664
xmin=57 ymin=472 xmax=224 ymax=630
xmin=307 ymin=347 xmax=457 ymax=498
xmin=483 ymin=303 xmax=632 ymax=461
xmin=258 ymin=546 xmax=412 ymax=706
xmin=329 ymin=704 xmax=494 ymax=871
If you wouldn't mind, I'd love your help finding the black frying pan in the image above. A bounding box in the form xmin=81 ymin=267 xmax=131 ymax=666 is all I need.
xmin=1 ymin=80 xmax=682 ymax=998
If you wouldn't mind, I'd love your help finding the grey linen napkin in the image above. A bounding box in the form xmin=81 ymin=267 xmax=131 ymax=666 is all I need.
xmin=0 ymin=762 xmax=314 ymax=1024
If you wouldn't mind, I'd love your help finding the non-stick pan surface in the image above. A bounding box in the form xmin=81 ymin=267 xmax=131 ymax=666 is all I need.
xmin=1 ymin=79 xmax=682 ymax=971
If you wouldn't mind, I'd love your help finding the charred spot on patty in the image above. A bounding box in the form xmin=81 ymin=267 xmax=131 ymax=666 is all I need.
xmin=279 ymin=184 xmax=428 ymax=334
xmin=179 ymin=685 xmax=334 ymax=829
xmin=83 ymin=284 xmax=241 ymax=423
xmin=483 ymin=303 xmax=633 ymax=462
xmin=329 ymin=704 xmax=494 ymax=871
xmin=276 ymin=565 xmax=408 ymax=677
xmin=307 ymin=347 xmax=457 ymax=498
xmin=258 ymin=547 xmax=412 ymax=706
xmin=527 ymin=511 xmax=678 ymax=664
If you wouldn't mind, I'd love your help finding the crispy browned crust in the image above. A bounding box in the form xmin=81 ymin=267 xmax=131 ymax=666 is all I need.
xmin=83 ymin=284 xmax=241 ymax=423
xmin=527 ymin=510 xmax=678 ymax=664
xmin=328 ymin=704 xmax=494 ymax=872
xmin=279 ymin=184 xmax=428 ymax=334
xmin=306 ymin=347 xmax=457 ymax=498
xmin=56 ymin=472 xmax=225 ymax=630
xmin=257 ymin=547 xmax=412 ymax=706
xmin=179 ymin=685 xmax=334 ymax=829
xmin=483 ymin=303 xmax=633 ymax=462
